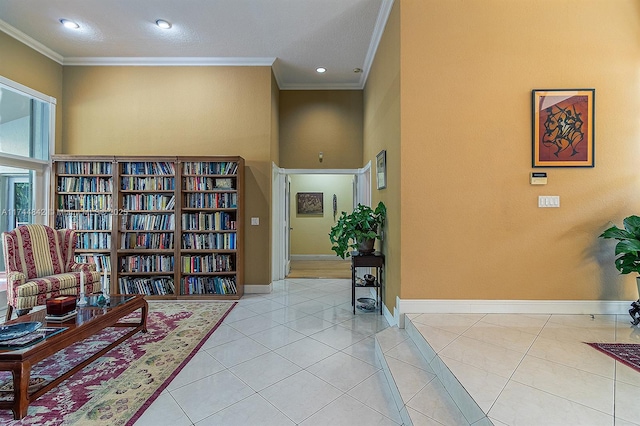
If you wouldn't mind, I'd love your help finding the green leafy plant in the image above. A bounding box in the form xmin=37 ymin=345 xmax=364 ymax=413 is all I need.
xmin=599 ymin=215 xmax=640 ymax=275
xmin=329 ymin=201 xmax=386 ymax=259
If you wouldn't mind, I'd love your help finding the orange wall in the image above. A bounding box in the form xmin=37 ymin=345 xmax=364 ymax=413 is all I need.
xmin=279 ymin=90 xmax=363 ymax=169
xmin=364 ymin=0 xmax=401 ymax=310
xmin=399 ymin=0 xmax=640 ymax=302
xmin=61 ymin=66 xmax=275 ymax=286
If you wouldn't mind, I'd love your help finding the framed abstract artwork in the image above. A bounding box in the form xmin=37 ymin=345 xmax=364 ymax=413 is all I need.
xmin=532 ymin=89 xmax=595 ymax=167
xmin=296 ymin=192 xmax=323 ymax=215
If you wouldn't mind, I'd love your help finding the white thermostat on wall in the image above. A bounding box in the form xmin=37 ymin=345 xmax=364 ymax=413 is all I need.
xmin=530 ymin=172 xmax=547 ymax=185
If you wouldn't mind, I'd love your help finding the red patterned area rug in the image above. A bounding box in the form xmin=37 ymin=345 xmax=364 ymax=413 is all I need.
xmin=586 ymin=343 xmax=640 ymax=373
xmin=0 ymin=300 xmax=236 ymax=425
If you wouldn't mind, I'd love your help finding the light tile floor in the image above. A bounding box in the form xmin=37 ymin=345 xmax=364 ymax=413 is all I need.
xmin=394 ymin=313 xmax=640 ymax=426
xmin=134 ymin=278 xmax=399 ymax=426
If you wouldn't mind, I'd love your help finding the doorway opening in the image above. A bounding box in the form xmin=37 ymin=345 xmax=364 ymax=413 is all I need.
xmin=271 ymin=163 xmax=371 ymax=281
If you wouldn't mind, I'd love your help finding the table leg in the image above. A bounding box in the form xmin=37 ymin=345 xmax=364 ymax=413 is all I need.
xmin=11 ymin=361 xmax=31 ymax=420
xmin=141 ymin=299 xmax=149 ymax=333
xmin=352 ymin=263 xmax=356 ymax=314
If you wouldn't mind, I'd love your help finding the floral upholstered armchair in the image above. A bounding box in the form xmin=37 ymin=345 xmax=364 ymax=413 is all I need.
xmin=2 ymin=224 xmax=102 ymax=320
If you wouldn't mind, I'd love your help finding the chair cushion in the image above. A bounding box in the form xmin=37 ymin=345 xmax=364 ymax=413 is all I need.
xmin=10 ymin=272 xmax=102 ymax=309
xmin=14 ymin=271 xmax=103 ymax=298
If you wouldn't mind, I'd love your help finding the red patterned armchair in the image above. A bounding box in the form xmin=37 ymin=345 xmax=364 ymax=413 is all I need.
xmin=2 ymin=224 xmax=102 ymax=320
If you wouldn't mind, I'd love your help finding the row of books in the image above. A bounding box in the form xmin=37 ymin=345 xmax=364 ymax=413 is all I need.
xmin=75 ymin=232 xmax=111 ymax=250
xmin=181 ymin=212 xmax=236 ymax=231
xmin=74 ymin=254 xmax=111 ymax=272
xmin=120 ymin=176 xmax=175 ymax=191
xmin=181 ymin=232 xmax=237 ymax=250
xmin=182 ymin=176 xmax=236 ymax=191
xmin=183 ymin=192 xmax=238 ymax=209
xmin=55 ymin=212 xmax=111 ymax=230
xmin=180 ymin=276 xmax=237 ymax=295
xmin=122 ymin=194 xmax=175 ymax=211
xmin=57 ymin=161 xmax=112 ymax=175
xmin=118 ymin=276 xmax=175 ymax=295
xmin=181 ymin=254 xmax=234 ymax=273
xmin=58 ymin=176 xmax=113 ymax=193
xmin=182 ymin=162 xmax=238 ymax=176
xmin=121 ymin=213 xmax=175 ymax=231
xmin=119 ymin=254 xmax=174 ymax=273
xmin=121 ymin=232 xmax=174 ymax=250
xmin=57 ymin=194 xmax=112 ymax=210
xmin=121 ymin=162 xmax=175 ymax=175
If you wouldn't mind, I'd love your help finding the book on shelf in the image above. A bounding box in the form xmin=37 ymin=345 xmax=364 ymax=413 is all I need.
xmin=57 ymin=161 xmax=111 ymax=175
xmin=181 ymin=232 xmax=236 ymax=250
xmin=118 ymin=276 xmax=175 ymax=295
xmin=74 ymin=254 xmax=111 ymax=272
xmin=119 ymin=254 xmax=174 ymax=273
xmin=121 ymin=161 xmax=175 ymax=175
xmin=121 ymin=213 xmax=175 ymax=231
xmin=181 ymin=275 xmax=237 ymax=295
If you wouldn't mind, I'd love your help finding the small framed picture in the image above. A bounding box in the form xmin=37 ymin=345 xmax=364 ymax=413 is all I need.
xmin=532 ymin=89 xmax=595 ymax=167
xmin=376 ymin=150 xmax=387 ymax=189
xmin=296 ymin=192 xmax=323 ymax=215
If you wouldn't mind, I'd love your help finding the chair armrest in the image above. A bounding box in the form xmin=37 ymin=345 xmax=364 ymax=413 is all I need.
xmin=6 ymin=271 xmax=26 ymax=286
xmin=6 ymin=271 xmax=26 ymax=300
xmin=68 ymin=262 xmax=97 ymax=273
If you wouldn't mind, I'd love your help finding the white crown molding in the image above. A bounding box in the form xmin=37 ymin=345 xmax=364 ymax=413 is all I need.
xmin=62 ymin=56 xmax=276 ymax=67
xmin=0 ymin=20 xmax=63 ymax=64
xmin=397 ymin=298 xmax=632 ymax=315
xmin=278 ymin=82 xmax=364 ymax=91
xmin=360 ymin=0 xmax=395 ymax=89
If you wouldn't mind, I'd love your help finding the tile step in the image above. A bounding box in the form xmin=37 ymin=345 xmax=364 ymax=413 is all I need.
xmin=375 ymin=319 xmax=493 ymax=426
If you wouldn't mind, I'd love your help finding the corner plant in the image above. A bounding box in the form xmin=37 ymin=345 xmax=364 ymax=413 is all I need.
xmin=599 ymin=215 xmax=640 ymax=275
xmin=329 ymin=201 xmax=386 ymax=259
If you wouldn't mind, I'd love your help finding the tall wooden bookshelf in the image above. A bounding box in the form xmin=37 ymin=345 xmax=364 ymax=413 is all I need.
xmin=52 ymin=156 xmax=116 ymax=276
xmin=51 ymin=155 xmax=244 ymax=300
xmin=179 ymin=157 xmax=243 ymax=299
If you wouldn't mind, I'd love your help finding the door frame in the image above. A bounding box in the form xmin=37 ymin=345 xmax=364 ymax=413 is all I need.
xmin=271 ymin=162 xmax=371 ymax=281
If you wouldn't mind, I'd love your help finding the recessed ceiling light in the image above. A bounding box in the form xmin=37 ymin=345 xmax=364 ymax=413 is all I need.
xmin=60 ymin=19 xmax=80 ymax=29
xmin=156 ymin=19 xmax=172 ymax=29
xmin=316 ymin=67 xmax=327 ymax=73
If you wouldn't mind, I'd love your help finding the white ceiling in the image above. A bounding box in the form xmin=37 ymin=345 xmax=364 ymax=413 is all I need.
xmin=0 ymin=0 xmax=394 ymax=90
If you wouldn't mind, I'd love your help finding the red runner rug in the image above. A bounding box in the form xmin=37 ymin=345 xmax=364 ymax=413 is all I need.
xmin=585 ymin=342 xmax=640 ymax=373
xmin=0 ymin=300 xmax=235 ymax=425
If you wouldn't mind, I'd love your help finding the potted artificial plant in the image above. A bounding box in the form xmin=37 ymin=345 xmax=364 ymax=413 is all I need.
xmin=599 ymin=215 xmax=640 ymax=325
xmin=329 ymin=201 xmax=386 ymax=259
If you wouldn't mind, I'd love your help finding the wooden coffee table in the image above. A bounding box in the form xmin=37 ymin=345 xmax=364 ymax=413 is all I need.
xmin=0 ymin=294 xmax=148 ymax=419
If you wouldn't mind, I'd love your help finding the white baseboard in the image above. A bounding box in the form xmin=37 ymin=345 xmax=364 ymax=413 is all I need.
xmin=290 ymin=254 xmax=345 ymax=261
xmin=244 ymin=283 xmax=272 ymax=294
xmin=397 ymin=298 xmax=632 ymax=315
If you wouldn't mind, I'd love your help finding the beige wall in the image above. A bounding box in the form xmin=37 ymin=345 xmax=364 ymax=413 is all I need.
xmin=290 ymin=174 xmax=354 ymax=255
xmin=364 ymin=0 xmax=401 ymax=310
xmin=0 ymin=32 xmax=63 ymax=150
xmin=279 ymin=90 xmax=363 ymax=169
xmin=61 ymin=66 xmax=275 ymax=286
xmin=399 ymin=0 xmax=640 ymax=302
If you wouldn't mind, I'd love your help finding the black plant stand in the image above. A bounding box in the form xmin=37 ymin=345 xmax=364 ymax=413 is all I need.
xmin=630 ymin=299 xmax=640 ymax=326
xmin=351 ymin=251 xmax=384 ymax=315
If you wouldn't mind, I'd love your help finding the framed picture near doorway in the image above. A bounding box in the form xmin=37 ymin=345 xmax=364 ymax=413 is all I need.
xmin=376 ymin=150 xmax=387 ymax=189
xmin=296 ymin=192 xmax=323 ymax=215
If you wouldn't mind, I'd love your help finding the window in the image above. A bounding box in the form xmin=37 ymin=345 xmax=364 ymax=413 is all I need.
xmin=0 ymin=76 xmax=56 ymax=273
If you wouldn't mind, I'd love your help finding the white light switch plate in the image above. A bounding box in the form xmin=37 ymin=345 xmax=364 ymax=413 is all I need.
xmin=538 ymin=196 xmax=560 ymax=208
xmin=251 ymin=217 xmax=259 ymax=225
